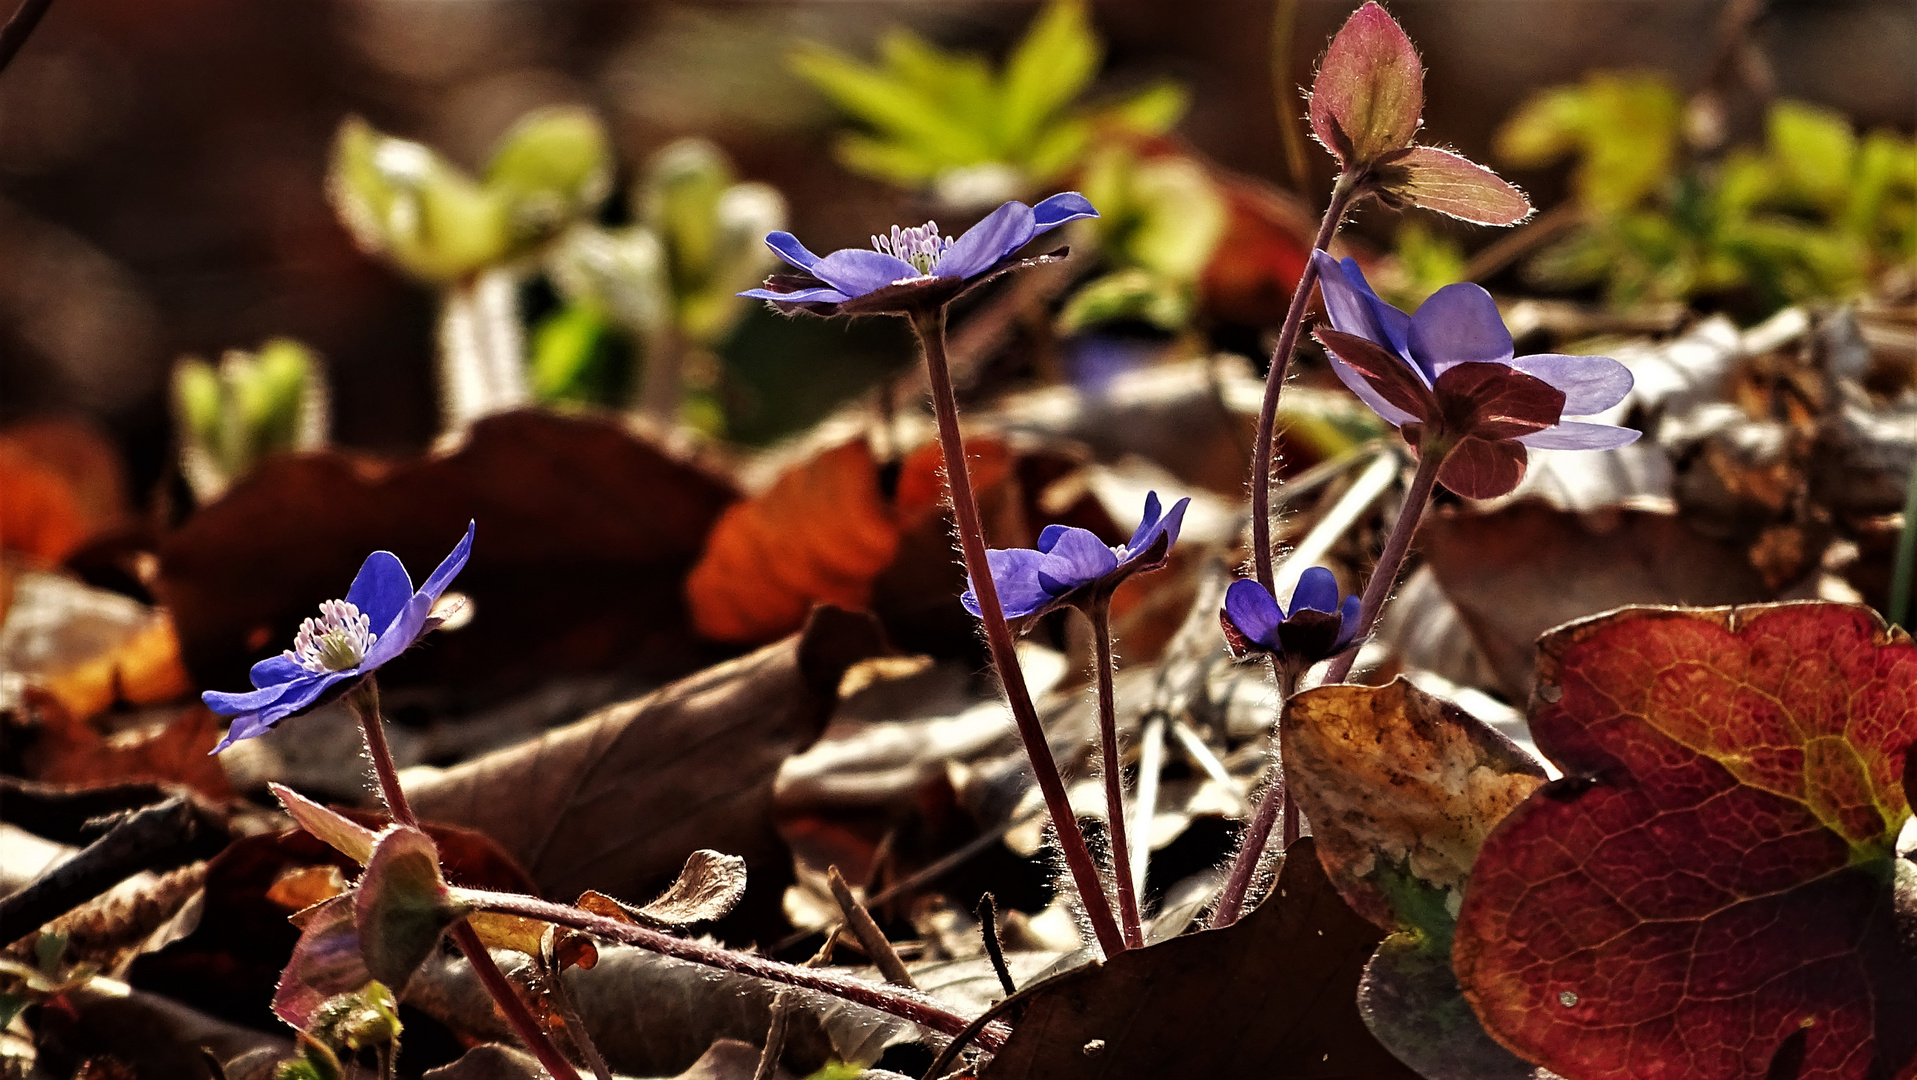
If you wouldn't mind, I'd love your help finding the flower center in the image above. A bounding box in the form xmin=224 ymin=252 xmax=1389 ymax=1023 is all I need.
xmin=871 ymin=221 xmax=952 ymax=277
xmin=286 ymin=599 xmax=377 ymax=673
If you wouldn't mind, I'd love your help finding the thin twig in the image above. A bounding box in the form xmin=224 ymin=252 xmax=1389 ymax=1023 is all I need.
xmin=827 ymin=866 xmax=917 ymax=990
xmin=973 ymin=894 xmax=1017 ymax=999
xmin=0 ymin=797 xmax=212 ymax=946
xmin=459 ymin=890 xmax=1001 ymax=1048
xmin=754 ymin=934 xmax=837 ymax=1080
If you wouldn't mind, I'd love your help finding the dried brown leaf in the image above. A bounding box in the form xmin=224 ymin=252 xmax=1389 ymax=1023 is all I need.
xmin=404 ymin=607 xmax=886 ymax=908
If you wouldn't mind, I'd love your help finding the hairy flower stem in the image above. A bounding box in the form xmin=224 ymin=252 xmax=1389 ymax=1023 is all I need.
xmin=346 ymin=679 xmax=585 ymax=1080
xmin=909 ymin=307 xmax=1127 ymax=959
xmin=1324 ymin=447 xmax=1446 ymax=684
xmin=1088 ymin=601 xmax=1144 ymax=949
xmin=1208 ymin=665 xmax=1299 ymax=929
xmin=458 ymin=890 xmax=1005 ymax=1050
xmin=1250 ymin=172 xmax=1362 ymax=592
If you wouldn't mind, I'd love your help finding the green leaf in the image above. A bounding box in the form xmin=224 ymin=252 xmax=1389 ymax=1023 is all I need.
xmin=1497 ymin=74 xmax=1680 ymax=213
xmin=1766 ymin=101 xmax=1855 ymax=212
xmin=790 ymin=44 xmax=990 ymax=165
xmin=1000 ymin=0 xmax=1100 ymax=150
xmin=327 ymin=116 xmax=512 ymax=283
xmin=1057 ymin=268 xmax=1192 ymax=332
xmin=486 ymin=106 xmax=611 ymax=218
xmin=530 ymin=303 xmax=610 ymax=404
xmin=1099 ymin=78 xmax=1190 ymax=137
xmin=352 ymin=827 xmax=472 ymax=993
xmin=173 ymin=358 xmax=224 ymax=462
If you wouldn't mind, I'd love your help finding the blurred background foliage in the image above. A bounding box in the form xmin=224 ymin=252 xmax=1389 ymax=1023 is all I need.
xmin=0 ymin=0 xmax=1908 ymax=491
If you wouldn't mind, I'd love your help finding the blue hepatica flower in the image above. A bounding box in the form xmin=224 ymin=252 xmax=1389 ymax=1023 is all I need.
xmin=1220 ymin=568 xmax=1360 ymax=667
xmin=204 ymin=523 xmax=475 ymax=752
xmin=1310 ymin=250 xmax=1638 ymax=498
xmin=741 ymin=193 xmax=1098 ymax=316
xmin=961 ymin=492 xmax=1191 ymax=621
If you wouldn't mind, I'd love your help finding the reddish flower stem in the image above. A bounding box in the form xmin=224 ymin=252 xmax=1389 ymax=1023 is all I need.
xmin=1208 ymin=665 xmax=1299 ymax=929
xmin=1250 ymin=172 xmax=1362 ymax=591
xmin=1088 ymin=601 xmax=1144 ymax=949
xmin=456 ymin=889 xmax=1005 ymax=1051
xmin=1323 ymin=446 xmax=1445 ymax=684
xmin=347 ymin=680 xmax=585 ymax=1080
xmin=909 ymin=307 xmax=1127 ymax=959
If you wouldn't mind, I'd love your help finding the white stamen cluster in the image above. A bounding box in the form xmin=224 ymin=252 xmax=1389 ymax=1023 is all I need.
xmin=871 ymin=221 xmax=952 ymax=276
xmin=286 ymin=599 xmax=377 ymax=673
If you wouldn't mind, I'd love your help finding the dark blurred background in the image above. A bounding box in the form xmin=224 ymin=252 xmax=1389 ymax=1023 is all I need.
xmin=0 ymin=0 xmax=1909 ymax=492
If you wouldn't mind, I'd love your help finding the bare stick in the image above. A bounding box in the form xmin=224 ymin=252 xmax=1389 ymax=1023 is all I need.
xmin=827 ymin=866 xmax=917 ymax=989
xmin=974 ymin=894 xmax=1017 ymax=999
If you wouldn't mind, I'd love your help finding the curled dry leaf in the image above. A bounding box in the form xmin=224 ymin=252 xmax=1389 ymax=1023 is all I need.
xmin=1281 ymin=677 xmax=1547 ymax=1080
xmin=977 ymin=838 xmax=1419 ymax=1080
xmin=1424 ymin=502 xmax=1774 ymax=697
xmin=615 ymin=849 xmax=749 ymax=927
xmin=404 ymin=606 xmax=887 ymax=910
xmin=155 ymin=409 xmax=738 ymax=697
xmin=1455 ymin=602 xmax=1917 ymax=1080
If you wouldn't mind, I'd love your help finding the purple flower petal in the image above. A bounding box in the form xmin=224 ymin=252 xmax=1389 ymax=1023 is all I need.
xmin=740 ymin=286 xmax=852 ymax=304
xmin=764 ymin=232 xmax=824 ymax=272
xmin=1314 ymin=252 xmax=1413 ymax=359
xmin=211 ymin=671 xmax=355 ymax=753
xmin=809 ymin=249 xmax=922 ymax=297
xmin=1515 ymin=421 xmax=1642 ymax=450
xmin=1150 ymin=498 xmax=1190 ymax=556
xmin=933 ymin=200 xmax=1038 ymax=282
xmin=1036 ymin=527 xmax=1119 ymax=591
xmin=1031 ymin=191 xmax=1099 ymax=232
xmin=1288 ymin=566 xmax=1342 ymax=617
xmin=204 ymin=679 xmax=300 ymax=716
xmin=345 ymin=551 xmax=413 ymax=633
xmin=963 ymin=547 xmax=1056 ymax=619
xmin=1224 ymin=580 xmax=1283 ymax=649
xmin=1336 ymin=594 xmax=1362 ymax=650
xmin=1406 ymin=283 xmax=1513 ymax=379
xmin=362 ymin=522 xmax=474 ymax=669
xmin=247 ymin=655 xmax=307 ymax=690
xmin=1327 ymin=354 xmax=1419 ymax=428
xmin=1508 ymin=353 xmax=1634 ymax=415
xmin=1125 ymin=492 xmax=1165 ymax=552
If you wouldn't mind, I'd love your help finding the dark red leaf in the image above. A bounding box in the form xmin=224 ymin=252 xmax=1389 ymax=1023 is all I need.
xmin=1316 ymin=328 xmax=1437 ymax=422
xmin=1432 ymin=362 xmax=1563 ymax=443
xmin=1455 ymin=603 xmax=1917 ymax=1080
xmin=1435 ymin=437 xmax=1527 ymax=500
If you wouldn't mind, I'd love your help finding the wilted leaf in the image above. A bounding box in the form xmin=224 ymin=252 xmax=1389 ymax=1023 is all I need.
xmin=156 ymin=410 xmax=737 ymax=697
xmin=688 ymin=440 xmax=900 ymax=644
xmin=404 ymin=607 xmax=886 ymax=911
xmin=1282 ymin=678 xmax=1547 ymax=934
xmin=271 ymin=893 xmax=367 ymax=1029
xmin=19 ymin=697 xmax=230 ymax=799
xmin=1308 ymin=2 xmax=1423 ymax=168
xmin=1424 ymin=502 xmax=1774 ymax=697
xmin=1381 ymin=146 xmax=1532 ymax=226
xmin=1455 ymin=603 xmax=1917 ymax=1080
xmin=1281 ymin=678 xmax=1547 ymax=1080
xmin=628 ymin=850 xmax=749 ymax=927
xmin=33 ymin=977 xmax=288 ymax=1080
xmin=1 ymin=571 xmax=193 ymax=723
xmin=977 ymin=837 xmax=1418 ymax=1079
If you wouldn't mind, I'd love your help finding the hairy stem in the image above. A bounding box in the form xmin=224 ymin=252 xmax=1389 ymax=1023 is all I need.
xmin=909 ymin=307 xmax=1127 ymax=959
xmin=1323 ymin=447 xmax=1446 ymax=684
xmin=1088 ymin=601 xmax=1143 ymax=949
xmin=459 ymin=890 xmax=1003 ymax=1050
xmin=1250 ymin=173 xmax=1362 ymax=591
xmin=347 ymin=678 xmax=583 ymax=1080
xmin=1208 ymin=665 xmax=1299 ymax=929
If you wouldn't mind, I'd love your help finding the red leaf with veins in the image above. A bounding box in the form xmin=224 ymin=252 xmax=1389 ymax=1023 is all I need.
xmin=1455 ymin=603 xmax=1917 ymax=1080
xmin=1435 ymin=437 xmax=1527 ymax=500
